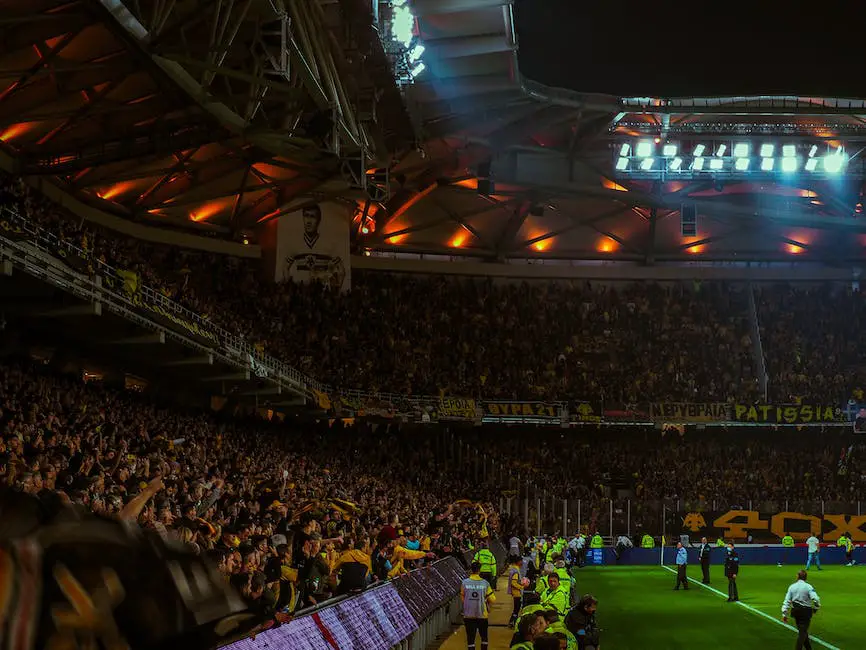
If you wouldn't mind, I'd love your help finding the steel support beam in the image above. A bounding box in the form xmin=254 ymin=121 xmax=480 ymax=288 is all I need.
xmin=425 ymin=34 xmax=516 ymax=60
xmin=412 ymin=0 xmax=510 ymax=16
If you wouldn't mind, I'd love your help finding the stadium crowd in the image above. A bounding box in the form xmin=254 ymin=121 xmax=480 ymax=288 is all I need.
xmin=0 ymin=357 xmax=498 ymax=618
xmin=4 ymin=175 xmax=866 ymax=408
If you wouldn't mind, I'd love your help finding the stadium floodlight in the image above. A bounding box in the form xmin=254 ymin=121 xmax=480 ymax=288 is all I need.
xmin=392 ymin=2 xmax=415 ymax=47
xmin=781 ymin=157 xmax=798 ymax=172
xmin=733 ymin=143 xmax=749 ymax=158
xmin=693 ymin=144 xmax=706 ymax=157
xmin=760 ymin=144 xmax=774 ymax=158
xmin=782 ymin=144 xmax=796 ymax=158
xmin=808 ymin=145 xmax=818 ymax=158
xmin=662 ymin=144 xmax=678 ymax=157
xmin=636 ymin=141 xmax=654 ymax=158
xmin=619 ymin=143 xmax=631 ymax=157
xmin=410 ymin=62 xmax=426 ymax=77
xmin=670 ymin=157 xmax=683 ymax=171
xmin=408 ymin=44 xmax=425 ymax=63
xmin=616 ymin=157 xmax=629 ymax=170
xmin=709 ymin=158 xmax=724 ymax=170
xmin=824 ymin=148 xmax=846 ymax=173
xmin=640 ymin=157 xmax=654 ymax=170
xmin=805 ymin=158 xmax=818 ymax=172
xmin=716 ymin=144 xmax=727 ymax=157
xmin=735 ymin=158 xmax=750 ymax=171
xmin=693 ymin=157 xmax=705 ymax=171
xmin=761 ymin=157 xmax=775 ymax=171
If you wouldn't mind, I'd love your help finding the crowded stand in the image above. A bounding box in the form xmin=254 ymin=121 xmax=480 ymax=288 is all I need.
xmin=1 ymin=176 xmax=772 ymax=403
xmin=0 ymin=356 xmax=498 ymax=620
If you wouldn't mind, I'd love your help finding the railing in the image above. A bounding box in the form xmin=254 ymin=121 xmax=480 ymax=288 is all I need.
xmin=500 ymin=497 xmax=866 ymax=543
xmin=0 ymin=204 xmax=323 ymax=398
xmin=217 ymin=557 xmax=467 ymax=650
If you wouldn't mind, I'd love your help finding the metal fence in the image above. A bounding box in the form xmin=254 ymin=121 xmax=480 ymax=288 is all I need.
xmin=499 ymin=496 xmax=866 ymax=540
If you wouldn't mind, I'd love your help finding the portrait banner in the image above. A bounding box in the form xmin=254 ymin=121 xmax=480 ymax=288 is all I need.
xmin=275 ymin=201 xmax=352 ymax=291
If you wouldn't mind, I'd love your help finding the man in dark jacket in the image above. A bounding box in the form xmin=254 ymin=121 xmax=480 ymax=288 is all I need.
xmin=697 ymin=536 xmax=712 ymax=584
xmin=725 ymin=542 xmax=740 ymax=602
xmin=564 ymin=594 xmax=600 ymax=650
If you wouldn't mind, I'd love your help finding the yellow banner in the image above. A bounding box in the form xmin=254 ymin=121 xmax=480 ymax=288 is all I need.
xmin=438 ymin=397 xmax=476 ymax=419
xmin=484 ymin=401 xmax=559 ymax=418
xmin=651 ymin=402 xmax=729 ymax=422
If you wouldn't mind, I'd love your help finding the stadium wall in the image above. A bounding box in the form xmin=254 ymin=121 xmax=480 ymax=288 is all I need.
xmin=600 ymin=546 xmax=855 ymax=565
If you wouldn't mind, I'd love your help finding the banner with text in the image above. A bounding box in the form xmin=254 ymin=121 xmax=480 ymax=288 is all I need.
xmin=651 ymin=402 xmax=730 ymax=422
xmin=732 ymin=404 xmax=844 ymax=424
xmin=275 ymin=200 xmax=351 ymax=291
xmin=483 ymin=401 xmax=561 ymax=419
xmin=572 ymin=401 xmax=603 ymax=422
xmin=438 ymin=397 xmax=477 ymax=420
xmin=676 ymin=509 xmax=866 ymax=542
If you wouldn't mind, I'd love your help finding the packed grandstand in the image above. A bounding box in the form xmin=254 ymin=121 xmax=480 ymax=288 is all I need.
xmin=2 ymin=0 xmax=866 ymax=649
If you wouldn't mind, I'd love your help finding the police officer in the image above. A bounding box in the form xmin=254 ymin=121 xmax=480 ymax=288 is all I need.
xmin=725 ymin=542 xmax=740 ymax=603
xmin=690 ymin=536 xmax=709 ymax=584
xmin=674 ymin=541 xmax=689 ymax=590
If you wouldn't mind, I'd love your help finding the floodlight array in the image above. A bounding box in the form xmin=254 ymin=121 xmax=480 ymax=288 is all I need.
xmin=614 ymin=139 xmax=855 ymax=178
xmin=381 ymin=1 xmax=427 ymax=86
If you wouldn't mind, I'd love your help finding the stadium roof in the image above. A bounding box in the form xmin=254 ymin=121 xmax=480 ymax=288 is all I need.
xmin=0 ymin=0 xmax=414 ymax=239
xmin=360 ymin=0 xmax=866 ymax=264
xmin=0 ymin=0 xmax=865 ymax=264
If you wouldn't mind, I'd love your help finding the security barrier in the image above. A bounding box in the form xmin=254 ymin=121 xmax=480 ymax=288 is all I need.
xmin=218 ymin=557 xmax=468 ymax=650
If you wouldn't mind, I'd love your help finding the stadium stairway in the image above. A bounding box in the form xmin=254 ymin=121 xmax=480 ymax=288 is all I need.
xmin=436 ymin=577 xmax=514 ymax=650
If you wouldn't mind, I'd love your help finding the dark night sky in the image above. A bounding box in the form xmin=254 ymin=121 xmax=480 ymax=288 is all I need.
xmin=514 ymin=0 xmax=866 ymax=98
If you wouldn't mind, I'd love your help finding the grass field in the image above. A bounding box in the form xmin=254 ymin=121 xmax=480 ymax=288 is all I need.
xmin=572 ymin=563 xmax=863 ymax=649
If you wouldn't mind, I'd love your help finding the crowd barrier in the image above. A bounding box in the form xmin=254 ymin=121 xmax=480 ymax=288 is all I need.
xmin=219 ymin=556 xmax=470 ymax=650
xmin=591 ymin=545 xmax=857 ymax=566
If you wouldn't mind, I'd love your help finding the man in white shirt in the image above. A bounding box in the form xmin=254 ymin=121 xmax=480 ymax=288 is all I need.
xmin=804 ymin=535 xmax=822 ymax=571
xmin=781 ymin=570 xmax=821 ymax=650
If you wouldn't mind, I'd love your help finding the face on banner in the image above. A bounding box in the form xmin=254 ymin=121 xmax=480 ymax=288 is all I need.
xmin=276 ymin=201 xmax=351 ymax=291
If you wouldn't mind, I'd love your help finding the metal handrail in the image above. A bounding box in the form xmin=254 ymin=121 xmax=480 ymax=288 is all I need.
xmin=1 ymin=204 xmax=323 ymax=396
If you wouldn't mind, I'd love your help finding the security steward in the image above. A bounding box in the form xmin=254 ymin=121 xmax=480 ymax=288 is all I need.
xmin=539 ymin=573 xmax=570 ymax=617
xmin=641 ymin=533 xmax=655 ymax=549
xmin=590 ymin=533 xmax=603 ymax=550
xmin=781 ymin=569 xmax=821 ymax=650
xmin=724 ymin=542 xmax=740 ymax=602
xmin=697 ymin=536 xmax=712 ymax=584
xmin=473 ymin=540 xmax=498 ymax=590
xmin=461 ymin=562 xmax=495 ymax=650
xmin=674 ymin=541 xmax=689 ymax=590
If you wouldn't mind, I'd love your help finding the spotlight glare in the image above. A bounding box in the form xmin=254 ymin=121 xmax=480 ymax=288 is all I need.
xmin=693 ymin=157 xmax=705 ymax=171
xmin=693 ymin=144 xmax=706 ymax=157
xmin=616 ymin=157 xmax=629 ymax=171
xmin=782 ymin=144 xmax=796 ymax=158
xmin=716 ymin=144 xmax=727 ymax=157
xmin=735 ymin=158 xmax=749 ymax=171
xmin=408 ymin=44 xmax=425 ymax=63
xmin=709 ymin=158 xmax=724 ymax=170
xmin=804 ymin=158 xmax=818 ymax=172
xmin=761 ymin=157 xmax=775 ymax=171
xmin=670 ymin=157 xmax=683 ymax=171
xmin=781 ymin=157 xmax=798 ymax=172
xmin=410 ymin=62 xmax=426 ymax=77
xmin=733 ymin=143 xmax=749 ymax=158
xmin=619 ymin=143 xmax=630 ymax=157
xmin=640 ymin=157 xmax=654 ymax=170
xmin=824 ymin=152 xmax=845 ymax=174
xmin=760 ymin=144 xmax=774 ymax=158
xmin=662 ymin=144 xmax=678 ymax=157
xmin=808 ymin=145 xmax=818 ymax=158
xmin=636 ymin=141 xmax=653 ymax=158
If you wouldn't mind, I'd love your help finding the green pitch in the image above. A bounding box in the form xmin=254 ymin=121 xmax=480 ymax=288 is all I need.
xmin=570 ymin=563 xmax=862 ymax=649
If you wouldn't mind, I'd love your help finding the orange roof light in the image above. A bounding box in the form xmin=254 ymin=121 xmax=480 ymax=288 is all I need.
xmin=532 ymin=238 xmax=552 ymax=252
xmin=0 ymin=122 xmax=38 ymax=142
xmin=596 ymin=237 xmax=618 ymax=253
xmin=449 ymin=230 xmax=469 ymax=248
xmin=786 ymin=242 xmax=806 ymax=254
xmin=385 ymin=233 xmax=407 ymax=245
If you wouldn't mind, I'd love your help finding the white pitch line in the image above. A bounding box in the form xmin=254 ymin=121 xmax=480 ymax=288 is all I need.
xmin=661 ymin=565 xmax=841 ymax=650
